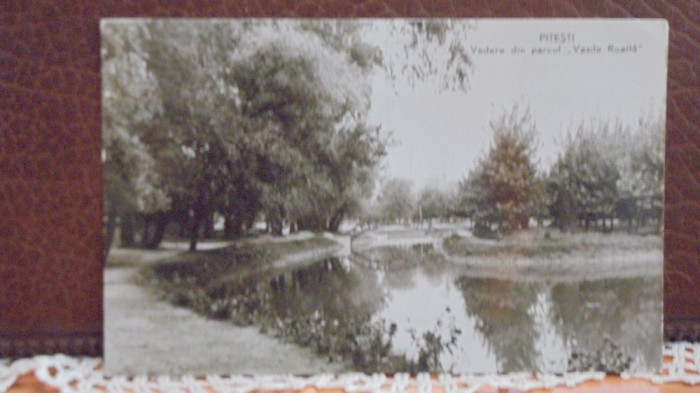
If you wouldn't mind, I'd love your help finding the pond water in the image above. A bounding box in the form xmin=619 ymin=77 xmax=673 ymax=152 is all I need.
xmin=208 ymin=244 xmax=662 ymax=373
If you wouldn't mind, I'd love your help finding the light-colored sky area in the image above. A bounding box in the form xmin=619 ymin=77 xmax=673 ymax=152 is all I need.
xmin=366 ymin=19 xmax=668 ymax=190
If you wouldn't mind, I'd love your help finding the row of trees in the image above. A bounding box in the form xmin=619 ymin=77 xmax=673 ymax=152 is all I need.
xmin=546 ymin=114 xmax=664 ymax=232
xmin=103 ymin=20 xmax=473 ymax=254
xmin=364 ymin=106 xmax=664 ymax=235
xmin=103 ymin=19 xmax=662 ymax=251
xmin=360 ymin=178 xmax=457 ymax=228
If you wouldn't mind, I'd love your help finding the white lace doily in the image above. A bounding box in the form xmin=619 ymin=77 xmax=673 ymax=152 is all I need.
xmin=3 ymin=342 xmax=700 ymax=393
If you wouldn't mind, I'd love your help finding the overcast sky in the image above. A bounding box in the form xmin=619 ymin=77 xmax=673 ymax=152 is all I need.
xmin=366 ymin=19 xmax=668 ymax=190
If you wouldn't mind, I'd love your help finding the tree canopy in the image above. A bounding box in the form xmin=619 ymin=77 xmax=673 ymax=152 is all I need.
xmin=459 ymin=106 xmax=539 ymax=232
xmin=102 ymin=19 xmax=474 ymax=253
xmin=376 ymin=178 xmax=415 ymax=224
xmin=547 ymin=115 xmax=664 ymax=232
xmin=455 ymin=102 xmax=664 ymax=237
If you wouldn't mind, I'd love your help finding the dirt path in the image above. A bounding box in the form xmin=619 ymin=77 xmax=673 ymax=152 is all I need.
xmin=104 ymin=240 xmax=346 ymax=376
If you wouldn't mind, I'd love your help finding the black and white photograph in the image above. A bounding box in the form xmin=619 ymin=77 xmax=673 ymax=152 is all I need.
xmin=102 ymin=19 xmax=667 ymax=375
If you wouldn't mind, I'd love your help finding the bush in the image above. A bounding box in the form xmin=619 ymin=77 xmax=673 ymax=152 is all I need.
xmin=472 ymin=222 xmax=499 ymax=239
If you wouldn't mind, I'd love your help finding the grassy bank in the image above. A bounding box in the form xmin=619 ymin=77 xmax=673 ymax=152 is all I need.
xmin=443 ymin=229 xmax=662 ymax=280
xmin=139 ymin=236 xmax=337 ymax=287
xmin=138 ymin=235 xmax=346 ymax=334
xmin=444 ymin=229 xmax=661 ymax=258
xmin=138 ymin=236 xmax=394 ymax=372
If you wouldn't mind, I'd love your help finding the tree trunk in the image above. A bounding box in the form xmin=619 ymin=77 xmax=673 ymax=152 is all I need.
xmin=120 ymin=212 xmax=135 ymax=247
xmin=189 ymin=210 xmax=201 ymax=252
xmin=297 ymin=215 xmax=323 ymax=232
xmin=224 ymin=214 xmax=244 ymax=239
xmin=203 ymin=211 xmax=214 ymax=239
xmin=223 ymin=214 xmax=233 ymax=239
xmin=327 ymin=206 xmax=346 ymax=232
xmin=189 ymin=202 xmax=206 ymax=252
xmin=144 ymin=212 xmax=170 ymax=249
xmin=140 ymin=214 xmax=152 ymax=247
xmin=520 ymin=214 xmax=529 ymax=230
xmin=270 ymin=217 xmax=283 ymax=236
xmin=179 ymin=221 xmax=187 ymax=237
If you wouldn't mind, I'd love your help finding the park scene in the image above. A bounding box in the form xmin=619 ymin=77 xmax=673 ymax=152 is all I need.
xmin=102 ymin=19 xmax=666 ymax=375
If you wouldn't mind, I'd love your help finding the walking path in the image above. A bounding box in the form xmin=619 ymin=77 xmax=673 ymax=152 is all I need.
xmin=104 ymin=240 xmax=346 ymax=376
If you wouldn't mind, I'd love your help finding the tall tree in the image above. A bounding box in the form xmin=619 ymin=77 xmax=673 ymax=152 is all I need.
xmin=548 ymin=120 xmax=621 ymax=231
xmin=459 ymin=160 xmax=499 ymax=231
xmin=487 ymin=106 xmax=539 ymax=230
xmin=614 ymin=114 xmax=665 ymax=230
xmin=460 ymin=106 xmax=538 ymax=232
xmin=377 ymin=178 xmax=415 ymax=224
xmin=102 ymin=22 xmax=171 ymax=255
xmin=415 ymin=185 xmax=450 ymax=227
xmin=138 ymin=21 xmax=247 ymax=250
xmin=102 ymin=19 xmax=474 ymax=252
xmin=227 ymin=23 xmax=386 ymax=234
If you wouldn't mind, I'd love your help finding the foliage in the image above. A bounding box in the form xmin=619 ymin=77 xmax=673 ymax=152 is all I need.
xmin=415 ymin=185 xmax=450 ymax=224
xmin=459 ymin=105 xmax=539 ymax=233
xmin=376 ymin=178 xmax=415 ymax=223
xmin=381 ymin=20 xmax=473 ymax=92
xmin=567 ymin=336 xmax=633 ymax=372
xmin=103 ymin=19 xmax=473 ymax=252
xmin=547 ymin=114 xmax=664 ymax=232
xmin=458 ymin=162 xmax=498 ymax=230
xmin=613 ymin=114 xmax=665 ymax=231
xmin=456 ymin=275 xmax=540 ymax=372
xmin=615 ymin=114 xmax=665 ymax=199
xmin=548 ymin=120 xmax=619 ymax=230
xmin=144 ymin=250 xmax=459 ymax=373
xmin=102 ymin=20 xmax=390 ymax=249
xmin=101 ymin=22 xmax=172 ymax=253
xmin=225 ymin=26 xmax=381 ymax=233
xmin=407 ymin=314 xmax=462 ymax=373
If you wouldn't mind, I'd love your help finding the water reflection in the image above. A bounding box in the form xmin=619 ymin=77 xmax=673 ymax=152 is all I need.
xmin=548 ymin=278 xmax=662 ymax=371
xmin=455 ymin=277 xmax=544 ymax=372
xmin=207 ymin=245 xmax=661 ymax=373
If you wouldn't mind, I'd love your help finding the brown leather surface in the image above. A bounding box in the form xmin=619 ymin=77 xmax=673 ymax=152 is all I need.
xmin=0 ymin=1 xmax=698 ymax=356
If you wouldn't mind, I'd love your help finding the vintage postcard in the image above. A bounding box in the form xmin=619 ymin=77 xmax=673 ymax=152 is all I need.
xmin=102 ymin=18 xmax=667 ymax=375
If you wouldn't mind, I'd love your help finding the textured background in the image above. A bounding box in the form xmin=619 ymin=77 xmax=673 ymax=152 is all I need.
xmin=0 ymin=1 xmax=698 ymax=356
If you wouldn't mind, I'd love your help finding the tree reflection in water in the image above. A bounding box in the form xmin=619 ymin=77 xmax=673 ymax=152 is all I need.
xmin=358 ymin=244 xmax=450 ymax=289
xmin=206 ymin=257 xmax=404 ymax=371
xmin=549 ymin=277 xmax=662 ymax=372
xmin=155 ymin=243 xmax=661 ymax=373
xmin=455 ymin=275 xmax=662 ymax=372
xmin=455 ymin=276 xmax=542 ymax=372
